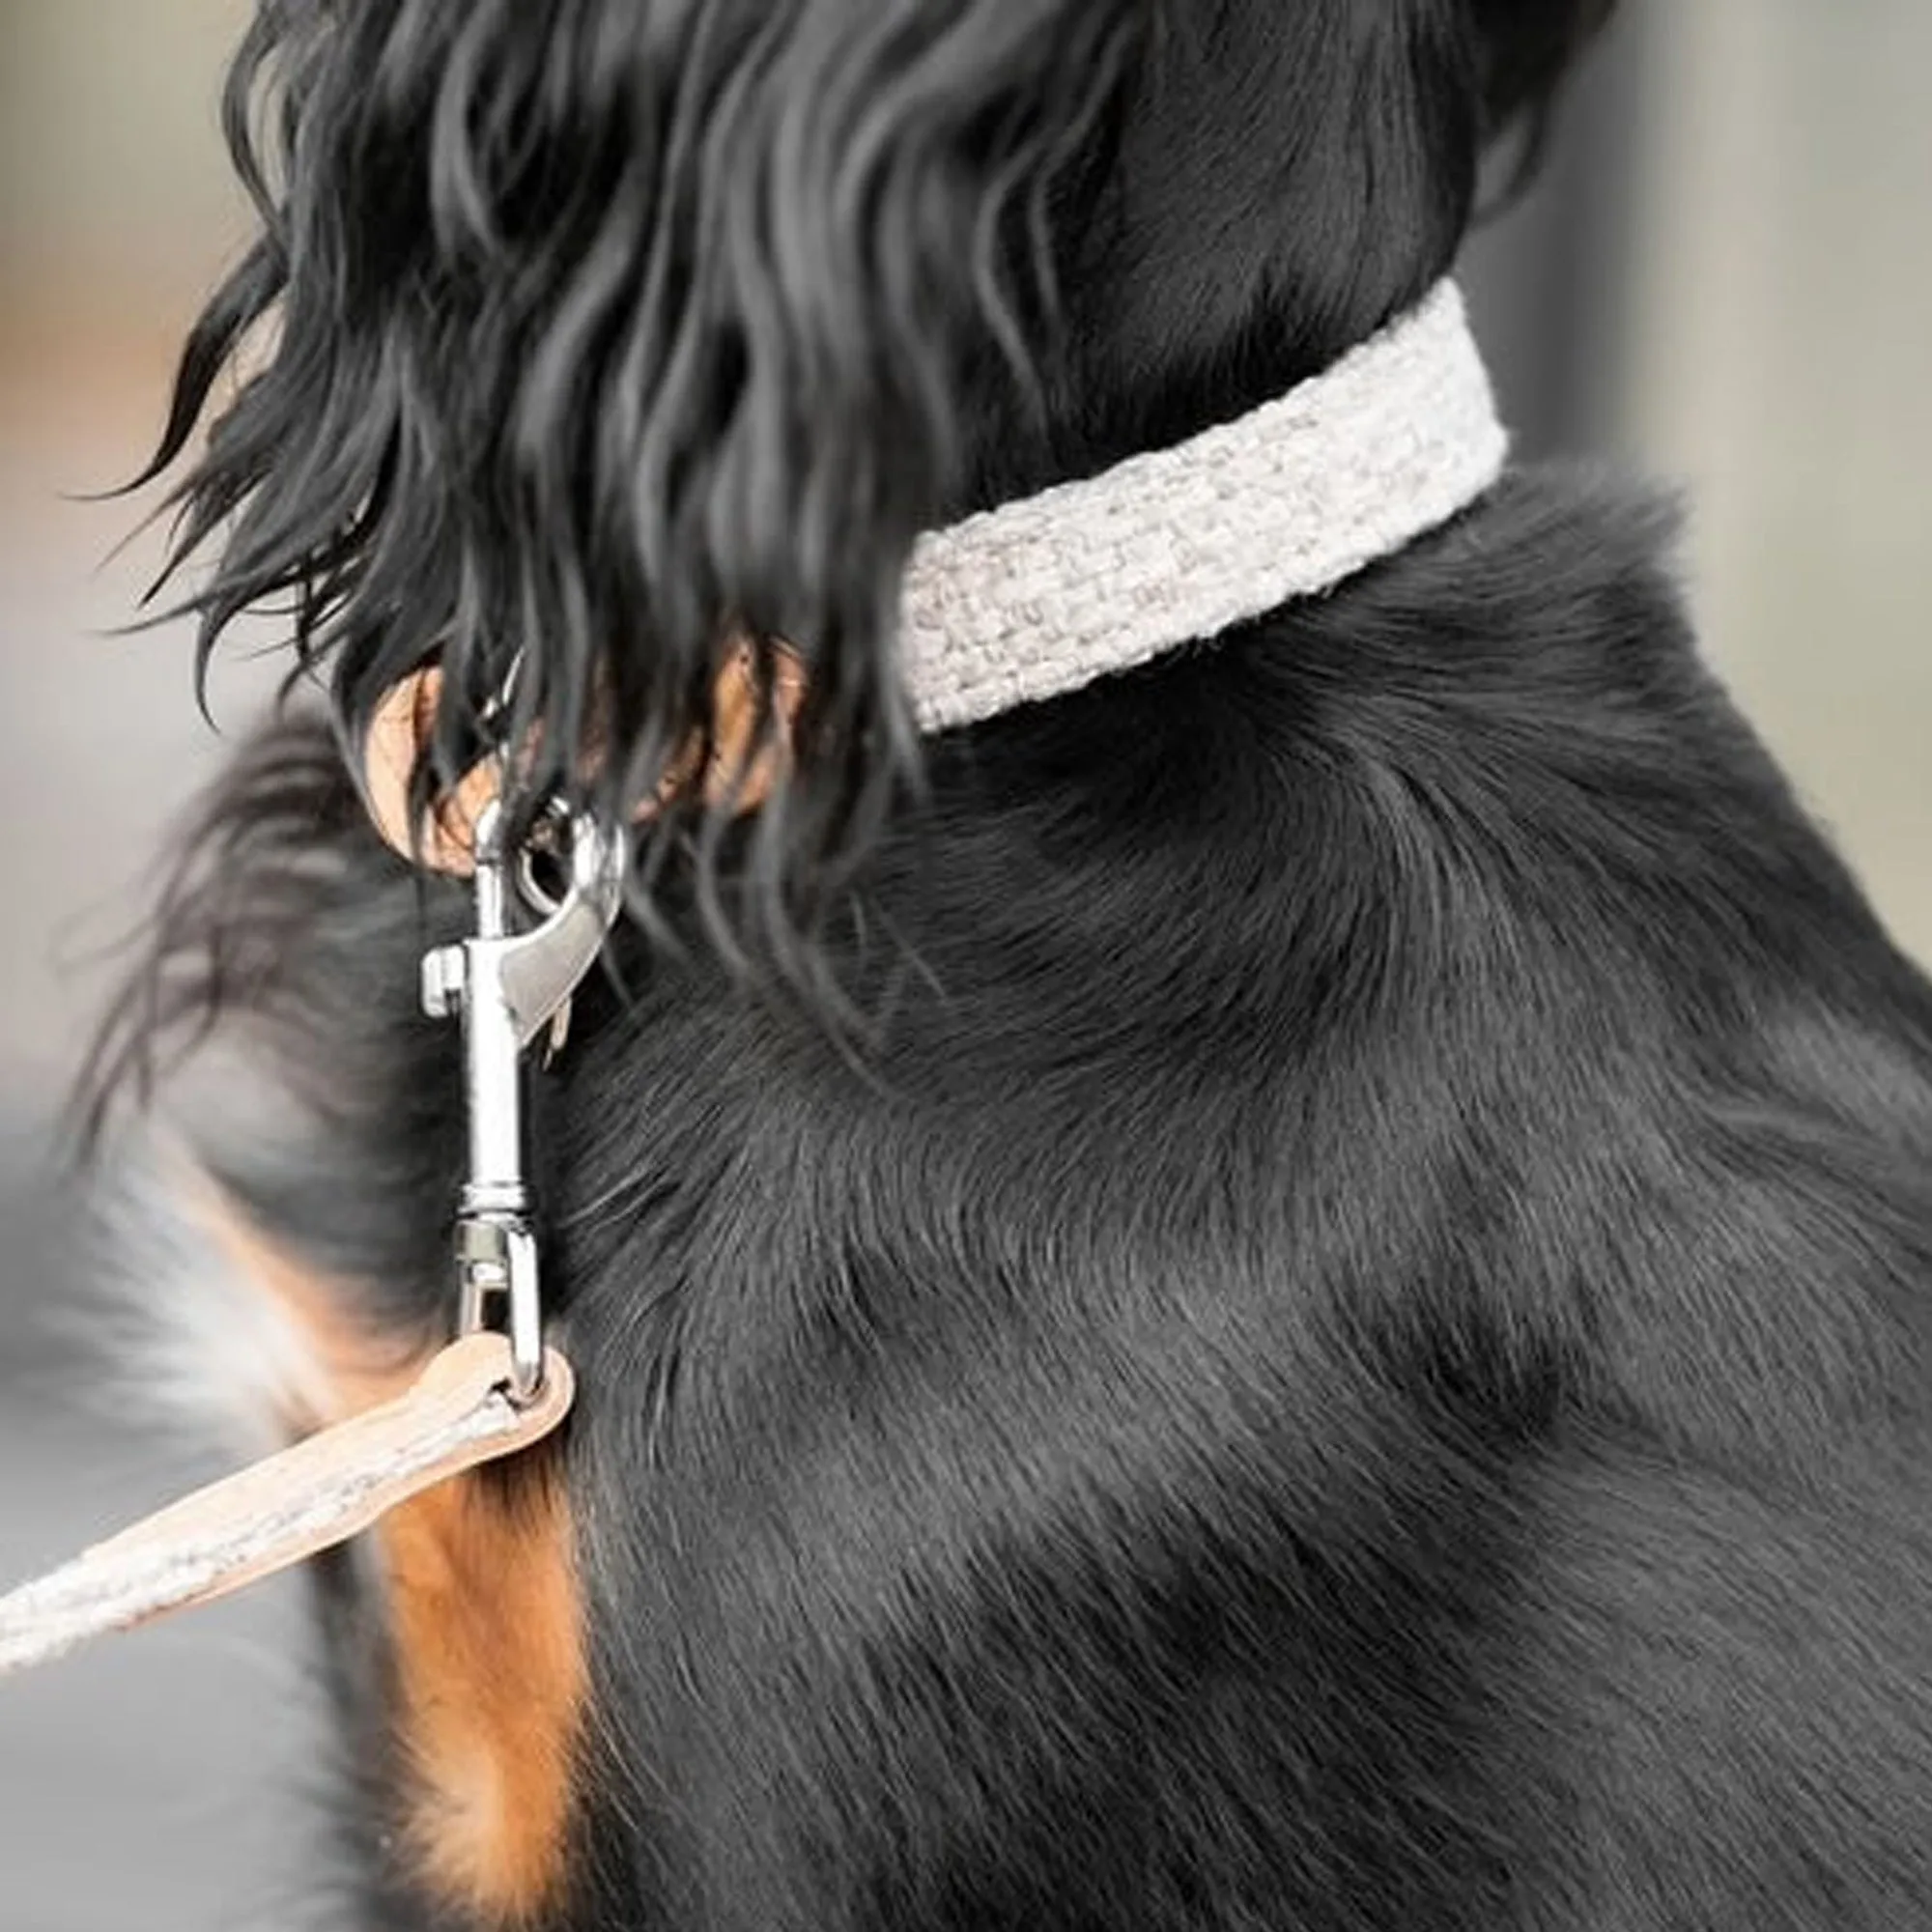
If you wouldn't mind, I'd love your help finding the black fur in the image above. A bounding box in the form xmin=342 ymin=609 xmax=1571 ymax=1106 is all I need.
xmin=93 ymin=0 xmax=1932 ymax=1926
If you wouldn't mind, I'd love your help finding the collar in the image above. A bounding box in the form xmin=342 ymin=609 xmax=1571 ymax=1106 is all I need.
xmin=364 ymin=281 xmax=1501 ymax=867
xmin=900 ymin=279 xmax=1506 ymax=732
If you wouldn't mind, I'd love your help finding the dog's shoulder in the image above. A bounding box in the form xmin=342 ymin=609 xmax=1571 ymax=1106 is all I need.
xmin=538 ymin=468 xmax=1932 ymax=1924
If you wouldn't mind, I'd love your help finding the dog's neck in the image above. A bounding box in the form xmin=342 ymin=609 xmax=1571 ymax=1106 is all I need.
xmin=363 ymin=280 xmax=1502 ymax=867
xmin=902 ymin=280 xmax=1506 ymax=733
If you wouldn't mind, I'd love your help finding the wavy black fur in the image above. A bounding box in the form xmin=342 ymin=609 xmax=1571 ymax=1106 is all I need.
xmin=93 ymin=0 xmax=1932 ymax=1926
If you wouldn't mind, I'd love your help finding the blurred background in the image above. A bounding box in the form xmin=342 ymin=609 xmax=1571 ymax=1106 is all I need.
xmin=1 ymin=1 xmax=1928 ymax=1926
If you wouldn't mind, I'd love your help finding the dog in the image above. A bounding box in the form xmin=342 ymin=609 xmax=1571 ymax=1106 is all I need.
xmin=80 ymin=0 xmax=1932 ymax=1925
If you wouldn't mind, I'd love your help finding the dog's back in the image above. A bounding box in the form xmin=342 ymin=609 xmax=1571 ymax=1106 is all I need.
xmin=92 ymin=1 xmax=1932 ymax=1926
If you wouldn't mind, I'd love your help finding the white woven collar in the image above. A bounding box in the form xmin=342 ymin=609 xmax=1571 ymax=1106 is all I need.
xmin=899 ymin=279 xmax=1505 ymax=733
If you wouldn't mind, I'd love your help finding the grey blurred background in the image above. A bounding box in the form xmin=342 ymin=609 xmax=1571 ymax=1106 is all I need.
xmin=1 ymin=2 xmax=1929 ymax=1927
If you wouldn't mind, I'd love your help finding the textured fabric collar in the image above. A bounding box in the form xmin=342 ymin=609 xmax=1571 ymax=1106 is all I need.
xmin=900 ymin=280 xmax=1506 ymax=733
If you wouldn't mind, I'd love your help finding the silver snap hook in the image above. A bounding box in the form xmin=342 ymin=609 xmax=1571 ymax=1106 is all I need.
xmin=421 ymin=801 xmax=628 ymax=1402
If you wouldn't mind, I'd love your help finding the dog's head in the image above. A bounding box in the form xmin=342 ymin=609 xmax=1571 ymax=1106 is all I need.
xmin=149 ymin=0 xmax=1612 ymax=981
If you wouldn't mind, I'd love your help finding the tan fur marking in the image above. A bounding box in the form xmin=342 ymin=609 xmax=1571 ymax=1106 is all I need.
xmin=385 ymin=1462 xmax=584 ymax=1923
xmin=363 ymin=635 xmax=806 ymax=873
xmin=200 ymin=1192 xmax=586 ymax=1925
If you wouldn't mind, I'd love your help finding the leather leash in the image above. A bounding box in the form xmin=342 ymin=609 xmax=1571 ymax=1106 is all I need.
xmin=0 ymin=1337 xmax=570 ymax=1676
xmin=0 ymin=641 xmax=810 ymax=1681
xmin=0 ymin=670 xmax=687 ymax=1678
xmin=0 ymin=792 xmax=613 ymax=1677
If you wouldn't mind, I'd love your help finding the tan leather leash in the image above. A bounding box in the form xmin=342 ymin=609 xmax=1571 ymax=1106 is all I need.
xmin=0 ymin=643 xmax=810 ymax=1683
xmin=0 ymin=1338 xmax=570 ymax=1676
xmin=0 ymin=654 xmax=795 ymax=1680
xmin=0 ymin=776 xmax=616 ymax=1678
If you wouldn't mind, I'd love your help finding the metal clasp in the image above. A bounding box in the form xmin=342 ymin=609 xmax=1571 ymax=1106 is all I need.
xmin=420 ymin=801 xmax=628 ymax=1403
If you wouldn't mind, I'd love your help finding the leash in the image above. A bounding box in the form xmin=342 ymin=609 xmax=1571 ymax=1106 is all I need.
xmin=0 ymin=1337 xmax=570 ymax=1676
xmin=0 ymin=798 xmax=626 ymax=1680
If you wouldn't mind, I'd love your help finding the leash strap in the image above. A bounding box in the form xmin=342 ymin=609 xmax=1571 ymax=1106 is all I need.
xmin=0 ymin=1334 xmax=572 ymax=1680
xmin=0 ymin=792 xmax=618 ymax=1687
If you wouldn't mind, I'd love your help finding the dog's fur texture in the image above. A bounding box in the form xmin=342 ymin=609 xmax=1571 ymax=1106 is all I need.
xmin=84 ymin=0 xmax=1932 ymax=1926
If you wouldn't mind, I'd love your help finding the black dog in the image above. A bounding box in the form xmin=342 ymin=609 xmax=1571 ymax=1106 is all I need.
xmin=87 ymin=0 xmax=1932 ymax=1926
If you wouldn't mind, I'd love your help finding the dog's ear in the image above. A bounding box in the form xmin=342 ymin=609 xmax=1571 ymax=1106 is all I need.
xmin=144 ymin=0 xmax=1140 ymax=995
xmin=1463 ymin=0 xmax=1617 ymax=157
